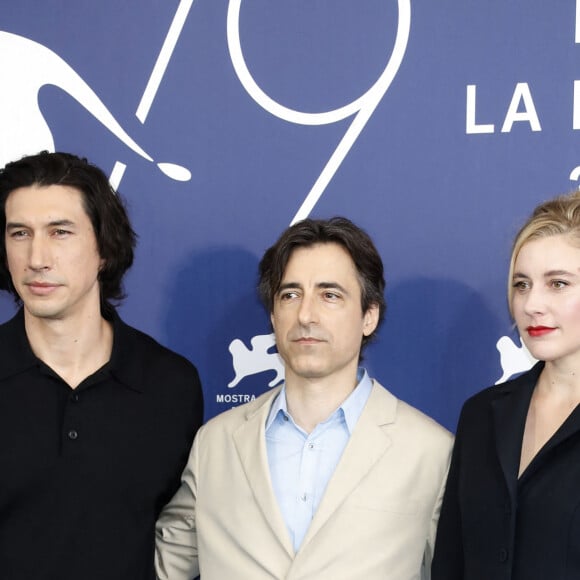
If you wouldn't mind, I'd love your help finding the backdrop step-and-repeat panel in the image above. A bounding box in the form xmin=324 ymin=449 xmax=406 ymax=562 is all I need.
xmin=1 ymin=1 xmax=576 ymax=430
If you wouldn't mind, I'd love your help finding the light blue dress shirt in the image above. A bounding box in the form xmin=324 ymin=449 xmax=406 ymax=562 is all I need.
xmin=265 ymin=368 xmax=373 ymax=552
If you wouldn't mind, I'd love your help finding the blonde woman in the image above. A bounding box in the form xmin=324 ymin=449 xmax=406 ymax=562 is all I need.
xmin=432 ymin=191 xmax=580 ymax=580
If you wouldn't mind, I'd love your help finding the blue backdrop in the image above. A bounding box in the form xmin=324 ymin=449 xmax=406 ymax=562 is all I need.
xmin=1 ymin=1 xmax=577 ymax=431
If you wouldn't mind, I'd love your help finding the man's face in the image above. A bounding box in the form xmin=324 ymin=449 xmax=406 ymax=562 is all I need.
xmin=271 ymin=242 xmax=378 ymax=387
xmin=5 ymin=184 xmax=103 ymax=322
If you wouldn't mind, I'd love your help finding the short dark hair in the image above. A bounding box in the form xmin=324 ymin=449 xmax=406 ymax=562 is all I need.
xmin=258 ymin=217 xmax=386 ymax=347
xmin=0 ymin=151 xmax=136 ymax=317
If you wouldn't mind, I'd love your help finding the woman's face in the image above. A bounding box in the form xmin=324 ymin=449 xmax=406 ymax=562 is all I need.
xmin=512 ymin=234 xmax=580 ymax=366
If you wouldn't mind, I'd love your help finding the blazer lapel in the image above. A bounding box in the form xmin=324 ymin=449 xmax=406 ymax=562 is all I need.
xmin=491 ymin=363 xmax=542 ymax=500
xmin=300 ymin=381 xmax=395 ymax=547
xmin=232 ymin=387 xmax=295 ymax=557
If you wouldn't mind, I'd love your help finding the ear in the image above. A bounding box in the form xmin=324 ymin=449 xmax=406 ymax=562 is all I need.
xmin=362 ymin=303 xmax=379 ymax=337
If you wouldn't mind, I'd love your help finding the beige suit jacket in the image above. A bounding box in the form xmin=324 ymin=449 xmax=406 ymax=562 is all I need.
xmin=155 ymin=380 xmax=452 ymax=580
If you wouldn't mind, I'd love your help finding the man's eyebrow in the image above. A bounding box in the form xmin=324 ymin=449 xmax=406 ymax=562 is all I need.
xmin=50 ymin=219 xmax=75 ymax=226
xmin=6 ymin=219 xmax=76 ymax=229
xmin=5 ymin=222 xmax=26 ymax=230
xmin=277 ymin=281 xmax=349 ymax=294
xmin=278 ymin=282 xmax=302 ymax=292
xmin=316 ymin=282 xmax=349 ymax=294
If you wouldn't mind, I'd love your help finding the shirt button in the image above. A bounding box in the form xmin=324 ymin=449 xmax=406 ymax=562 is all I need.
xmin=307 ymin=443 xmax=314 ymax=449
xmin=71 ymin=393 xmax=79 ymax=402
xmin=499 ymin=548 xmax=508 ymax=562
xmin=300 ymin=493 xmax=307 ymax=502
xmin=68 ymin=430 xmax=79 ymax=440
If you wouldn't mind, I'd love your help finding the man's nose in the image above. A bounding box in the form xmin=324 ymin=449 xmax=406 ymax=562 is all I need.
xmin=28 ymin=235 xmax=52 ymax=271
xmin=297 ymin=293 xmax=318 ymax=326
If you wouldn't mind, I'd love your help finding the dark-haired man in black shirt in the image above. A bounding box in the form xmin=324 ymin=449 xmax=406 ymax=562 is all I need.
xmin=0 ymin=151 xmax=203 ymax=580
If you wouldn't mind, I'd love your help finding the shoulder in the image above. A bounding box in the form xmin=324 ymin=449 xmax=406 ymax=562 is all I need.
xmin=111 ymin=317 xmax=203 ymax=413
xmin=0 ymin=310 xmax=33 ymax=370
xmin=115 ymin=317 xmax=199 ymax=377
xmin=199 ymin=387 xmax=280 ymax=436
xmin=0 ymin=309 xmax=23 ymax=337
xmin=370 ymin=380 xmax=453 ymax=450
xmin=460 ymin=362 xmax=542 ymax=417
xmin=399 ymin=399 xmax=453 ymax=441
xmin=446 ymin=363 xmax=542 ymax=447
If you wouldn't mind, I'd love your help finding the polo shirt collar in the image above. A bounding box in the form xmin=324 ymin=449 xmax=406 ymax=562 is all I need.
xmin=0 ymin=308 xmax=145 ymax=393
xmin=104 ymin=309 xmax=146 ymax=393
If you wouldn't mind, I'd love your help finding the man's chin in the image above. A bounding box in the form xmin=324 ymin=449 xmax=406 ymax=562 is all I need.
xmin=23 ymin=303 xmax=65 ymax=321
xmin=286 ymin=364 xmax=328 ymax=381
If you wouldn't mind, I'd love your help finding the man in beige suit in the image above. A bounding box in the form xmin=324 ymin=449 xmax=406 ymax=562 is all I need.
xmin=156 ymin=217 xmax=453 ymax=580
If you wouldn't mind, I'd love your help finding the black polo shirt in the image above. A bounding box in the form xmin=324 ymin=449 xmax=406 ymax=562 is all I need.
xmin=0 ymin=309 xmax=203 ymax=580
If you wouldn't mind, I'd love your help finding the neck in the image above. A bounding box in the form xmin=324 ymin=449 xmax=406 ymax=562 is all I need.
xmin=285 ymin=370 xmax=359 ymax=433
xmin=538 ymin=359 xmax=580 ymax=398
xmin=24 ymin=310 xmax=113 ymax=389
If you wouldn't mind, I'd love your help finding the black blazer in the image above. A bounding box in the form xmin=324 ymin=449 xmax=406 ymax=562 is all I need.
xmin=432 ymin=362 xmax=580 ymax=580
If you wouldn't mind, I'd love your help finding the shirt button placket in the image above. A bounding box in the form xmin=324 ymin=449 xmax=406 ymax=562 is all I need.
xmin=64 ymin=391 xmax=82 ymax=451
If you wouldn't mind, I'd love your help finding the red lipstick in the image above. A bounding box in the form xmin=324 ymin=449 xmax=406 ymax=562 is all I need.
xmin=526 ymin=326 xmax=555 ymax=337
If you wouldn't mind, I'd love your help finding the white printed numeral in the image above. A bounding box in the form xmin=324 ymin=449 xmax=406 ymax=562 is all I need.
xmin=227 ymin=0 xmax=411 ymax=224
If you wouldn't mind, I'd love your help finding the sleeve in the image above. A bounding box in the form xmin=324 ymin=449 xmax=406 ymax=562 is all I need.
xmin=422 ymin=440 xmax=453 ymax=580
xmin=155 ymin=430 xmax=201 ymax=580
xmin=430 ymin=411 xmax=466 ymax=580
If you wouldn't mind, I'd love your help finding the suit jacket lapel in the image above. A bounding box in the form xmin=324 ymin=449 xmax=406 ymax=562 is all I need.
xmin=232 ymin=387 xmax=295 ymax=557
xmin=491 ymin=363 xmax=542 ymax=501
xmin=300 ymin=381 xmax=395 ymax=547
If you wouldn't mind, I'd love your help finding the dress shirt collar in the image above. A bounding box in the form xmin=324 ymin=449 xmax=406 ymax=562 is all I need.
xmin=266 ymin=368 xmax=372 ymax=435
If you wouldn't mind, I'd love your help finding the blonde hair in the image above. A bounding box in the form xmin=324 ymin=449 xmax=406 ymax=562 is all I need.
xmin=508 ymin=191 xmax=580 ymax=313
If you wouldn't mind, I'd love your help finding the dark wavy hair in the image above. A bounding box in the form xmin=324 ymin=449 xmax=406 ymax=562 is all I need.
xmin=0 ymin=151 xmax=136 ymax=317
xmin=258 ymin=217 xmax=386 ymax=348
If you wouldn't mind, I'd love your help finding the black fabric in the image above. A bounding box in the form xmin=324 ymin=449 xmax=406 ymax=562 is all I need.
xmin=0 ymin=309 xmax=203 ymax=580
xmin=432 ymin=361 xmax=580 ymax=580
